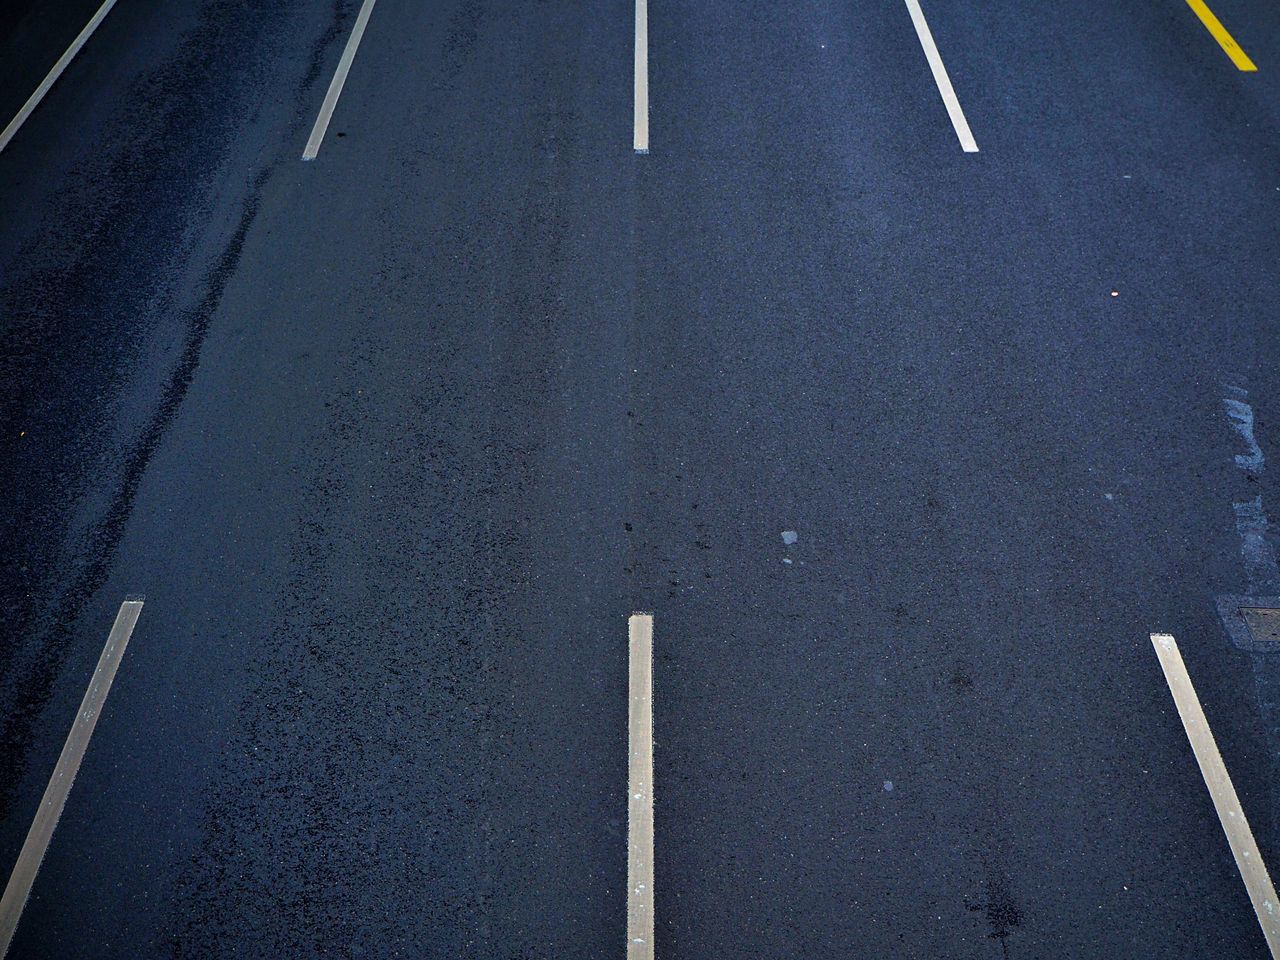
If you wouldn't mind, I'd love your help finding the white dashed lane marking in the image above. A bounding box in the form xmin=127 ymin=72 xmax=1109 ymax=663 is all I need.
xmin=1150 ymin=632 xmax=1280 ymax=957
xmin=634 ymin=0 xmax=650 ymax=153
xmin=0 ymin=0 xmax=122 ymax=155
xmin=0 ymin=599 xmax=144 ymax=958
xmin=628 ymin=613 xmax=654 ymax=960
xmin=303 ymin=0 xmax=379 ymax=161
xmin=903 ymin=0 xmax=978 ymax=153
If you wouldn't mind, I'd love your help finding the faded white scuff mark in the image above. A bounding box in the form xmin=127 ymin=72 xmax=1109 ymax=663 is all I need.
xmin=1218 ymin=387 xmax=1280 ymax=939
xmin=1225 ymin=398 xmax=1265 ymax=473
xmin=1234 ymin=497 xmax=1280 ymax=594
xmin=1219 ymin=388 xmax=1274 ymax=591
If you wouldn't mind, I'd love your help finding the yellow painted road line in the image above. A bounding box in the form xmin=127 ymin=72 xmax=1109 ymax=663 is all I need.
xmin=1150 ymin=633 xmax=1280 ymax=957
xmin=1185 ymin=0 xmax=1257 ymax=72
xmin=0 ymin=599 xmax=143 ymax=958
xmin=627 ymin=613 xmax=654 ymax=960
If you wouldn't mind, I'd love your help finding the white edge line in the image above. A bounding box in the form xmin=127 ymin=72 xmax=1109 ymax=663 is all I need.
xmin=302 ymin=0 xmax=379 ymax=161
xmin=903 ymin=0 xmax=978 ymax=153
xmin=1150 ymin=632 xmax=1280 ymax=958
xmin=627 ymin=613 xmax=654 ymax=960
xmin=0 ymin=598 xmax=143 ymax=958
xmin=0 ymin=0 xmax=121 ymax=155
xmin=634 ymin=0 xmax=649 ymax=154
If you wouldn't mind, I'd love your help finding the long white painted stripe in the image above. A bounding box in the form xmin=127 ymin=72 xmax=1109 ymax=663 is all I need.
xmin=634 ymin=0 xmax=649 ymax=153
xmin=627 ymin=613 xmax=654 ymax=960
xmin=0 ymin=599 xmax=143 ymax=957
xmin=0 ymin=0 xmax=121 ymax=155
xmin=302 ymin=0 xmax=379 ymax=161
xmin=1150 ymin=632 xmax=1280 ymax=957
xmin=902 ymin=0 xmax=978 ymax=153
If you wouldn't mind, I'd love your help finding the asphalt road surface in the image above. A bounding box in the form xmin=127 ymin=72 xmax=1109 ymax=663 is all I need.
xmin=3 ymin=0 xmax=1280 ymax=957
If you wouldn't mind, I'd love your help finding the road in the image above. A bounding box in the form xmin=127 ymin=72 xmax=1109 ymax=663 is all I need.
xmin=3 ymin=0 xmax=1280 ymax=956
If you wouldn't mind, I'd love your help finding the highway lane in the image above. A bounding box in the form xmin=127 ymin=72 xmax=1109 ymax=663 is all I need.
xmin=636 ymin=2 xmax=1280 ymax=956
xmin=4 ymin=0 xmax=636 ymax=955
xmin=2 ymin=0 xmax=1280 ymax=957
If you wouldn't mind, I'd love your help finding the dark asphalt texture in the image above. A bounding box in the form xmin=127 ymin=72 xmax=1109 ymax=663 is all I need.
xmin=3 ymin=0 xmax=1280 ymax=956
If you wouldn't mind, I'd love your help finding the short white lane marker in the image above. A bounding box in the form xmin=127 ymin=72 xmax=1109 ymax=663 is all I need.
xmin=902 ymin=0 xmax=978 ymax=153
xmin=1150 ymin=632 xmax=1280 ymax=957
xmin=634 ymin=0 xmax=649 ymax=153
xmin=302 ymin=0 xmax=379 ymax=161
xmin=627 ymin=613 xmax=654 ymax=960
xmin=0 ymin=598 xmax=143 ymax=957
xmin=0 ymin=0 xmax=121 ymax=155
